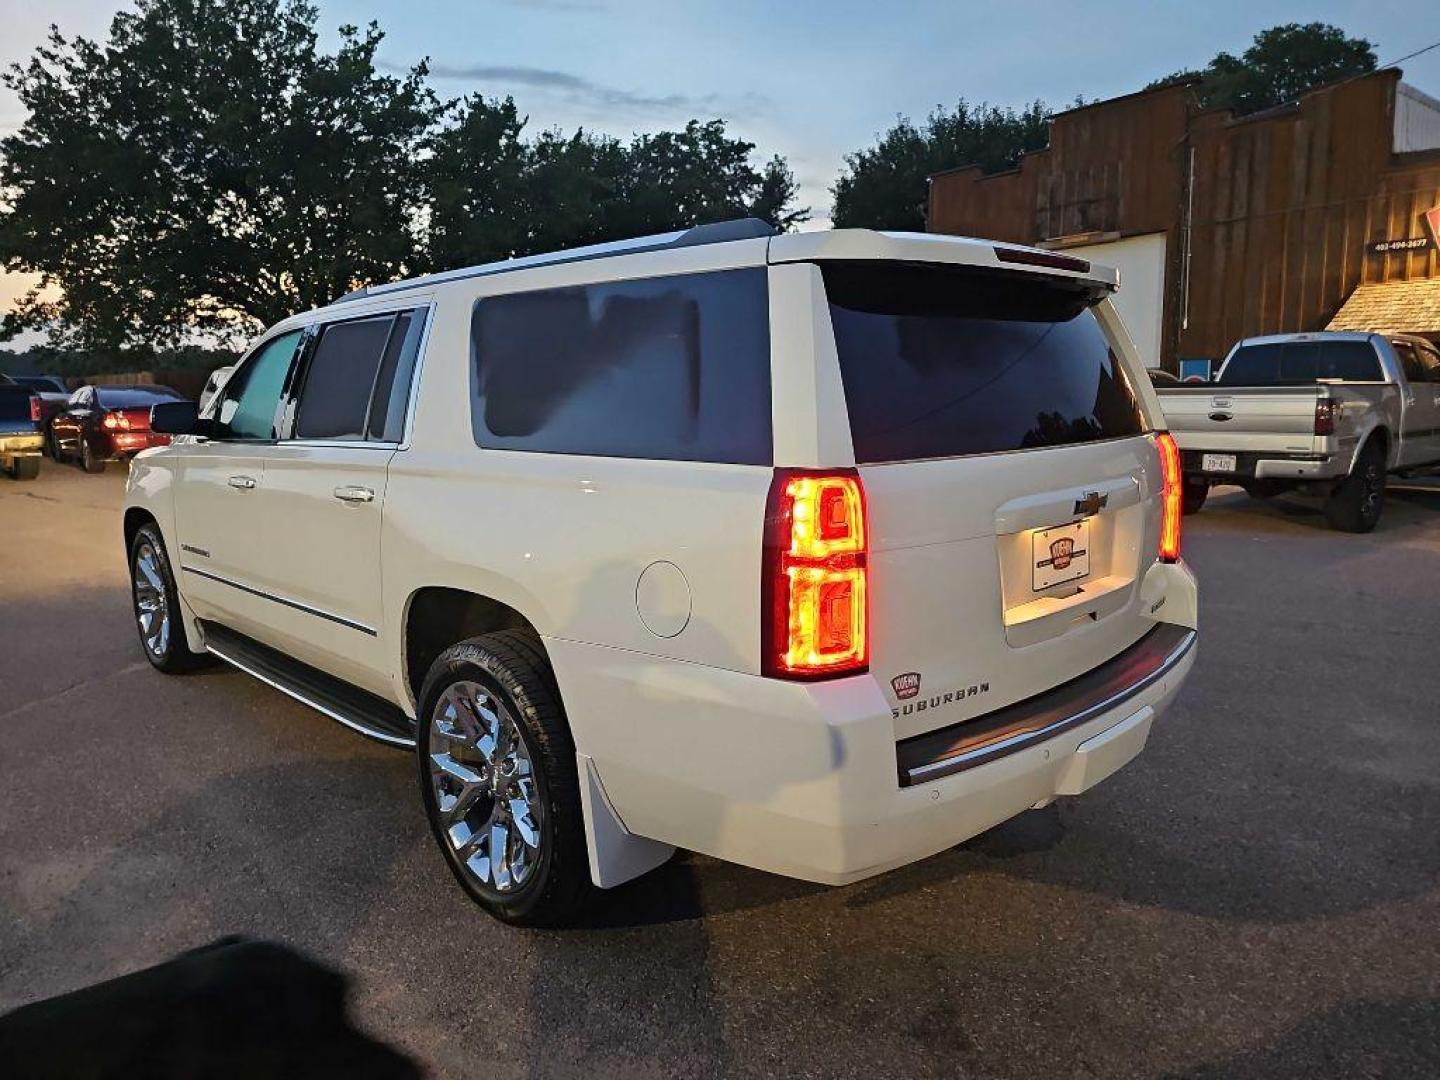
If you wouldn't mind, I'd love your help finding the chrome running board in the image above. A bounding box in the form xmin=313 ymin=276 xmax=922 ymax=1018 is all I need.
xmin=200 ymin=621 xmax=415 ymax=749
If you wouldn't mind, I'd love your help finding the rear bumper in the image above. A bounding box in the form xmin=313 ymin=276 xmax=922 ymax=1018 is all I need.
xmin=551 ymin=568 xmax=1199 ymax=886
xmin=108 ymin=431 xmax=171 ymax=456
xmin=0 ymin=433 xmax=43 ymax=461
xmin=1181 ymin=449 xmax=1342 ymax=482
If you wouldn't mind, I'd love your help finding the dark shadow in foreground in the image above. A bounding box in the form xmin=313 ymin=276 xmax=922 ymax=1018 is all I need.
xmin=0 ymin=936 xmax=421 ymax=1079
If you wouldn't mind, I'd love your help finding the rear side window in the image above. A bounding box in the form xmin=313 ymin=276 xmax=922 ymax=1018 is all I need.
xmin=822 ymin=262 xmax=1144 ymax=463
xmin=293 ymin=309 xmax=425 ymax=442
xmin=1219 ymin=341 xmax=1384 ymax=386
xmin=219 ymin=331 xmax=302 ymax=440
xmin=469 ymin=269 xmax=771 ymax=464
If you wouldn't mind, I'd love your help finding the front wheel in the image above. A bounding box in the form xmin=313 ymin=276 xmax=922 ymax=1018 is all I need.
xmin=1325 ymin=445 xmax=1386 ymax=533
xmin=417 ymin=631 xmax=590 ymax=926
xmin=129 ymin=524 xmax=208 ymax=672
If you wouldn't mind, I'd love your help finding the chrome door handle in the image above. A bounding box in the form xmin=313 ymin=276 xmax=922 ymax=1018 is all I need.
xmin=333 ymin=485 xmax=375 ymax=504
xmin=227 ymin=475 xmax=256 ymax=490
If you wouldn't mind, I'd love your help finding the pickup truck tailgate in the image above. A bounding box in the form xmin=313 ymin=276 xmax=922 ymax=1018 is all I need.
xmin=1157 ymin=385 xmax=1323 ymax=455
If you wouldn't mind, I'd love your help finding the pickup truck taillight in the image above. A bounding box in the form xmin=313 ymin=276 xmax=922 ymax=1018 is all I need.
xmin=101 ymin=411 xmax=131 ymax=432
xmin=29 ymin=396 xmax=41 ymax=424
xmin=1156 ymin=432 xmax=1183 ymax=563
xmin=1314 ymin=399 xmax=1340 ymax=436
xmin=763 ymin=470 xmax=869 ymax=679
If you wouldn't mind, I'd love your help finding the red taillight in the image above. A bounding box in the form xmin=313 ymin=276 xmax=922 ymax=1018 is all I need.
xmin=29 ymin=396 xmax=41 ymax=424
xmin=763 ymin=469 xmax=869 ymax=679
xmin=101 ymin=411 xmax=130 ymax=431
xmin=1314 ymin=398 xmax=1339 ymax=436
xmin=1156 ymin=432 xmax=1182 ymax=563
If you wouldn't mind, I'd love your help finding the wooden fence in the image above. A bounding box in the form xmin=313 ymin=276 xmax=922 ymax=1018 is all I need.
xmin=65 ymin=368 xmax=211 ymax=401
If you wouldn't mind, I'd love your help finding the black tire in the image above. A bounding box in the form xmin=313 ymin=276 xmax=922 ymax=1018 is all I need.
xmin=10 ymin=456 xmax=40 ymax=481
xmin=1181 ymin=477 xmax=1208 ymax=515
xmin=417 ymin=631 xmax=590 ymax=927
xmin=129 ymin=523 xmax=208 ymax=672
xmin=1242 ymin=480 xmax=1288 ymax=500
xmin=1324 ymin=443 xmax=1386 ymax=533
xmin=44 ymin=425 xmax=59 ymax=460
xmin=80 ymin=436 xmax=105 ymax=474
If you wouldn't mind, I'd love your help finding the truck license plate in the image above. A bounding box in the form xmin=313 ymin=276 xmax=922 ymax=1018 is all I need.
xmin=1032 ymin=520 xmax=1091 ymax=591
xmin=1202 ymin=453 xmax=1237 ymax=472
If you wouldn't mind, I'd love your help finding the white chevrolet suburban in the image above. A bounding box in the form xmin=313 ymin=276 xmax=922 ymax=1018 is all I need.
xmin=125 ymin=219 xmax=1198 ymax=925
xmin=1157 ymin=332 xmax=1440 ymax=531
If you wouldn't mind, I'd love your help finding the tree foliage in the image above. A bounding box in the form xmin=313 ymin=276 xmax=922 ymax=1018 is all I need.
xmin=423 ymin=105 xmax=804 ymax=272
xmin=0 ymin=0 xmax=441 ymax=348
xmin=0 ymin=0 xmax=805 ymax=349
xmin=1150 ymin=23 xmax=1376 ymax=115
xmin=831 ymin=100 xmax=1050 ymax=231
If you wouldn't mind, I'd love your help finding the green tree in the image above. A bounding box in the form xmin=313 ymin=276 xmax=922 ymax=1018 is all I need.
xmin=831 ymin=100 xmax=1050 ymax=230
xmin=0 ymin=0 xmax=442 ymax=349
xmin=1150 ymin=23 xmax=1376 ymax=115
xmin=422 ymin=107 xmax=806 ymax=270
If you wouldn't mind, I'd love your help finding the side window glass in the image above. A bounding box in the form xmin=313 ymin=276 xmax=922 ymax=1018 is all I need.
xmin=218 ymin=331 xmax=302 ymax=440
xmin=1416 ymin=344 xmax=1440 ymax=383
xmin=1393 ymin=342 xmax=1426 ymax=384
xmin=367 ymin=311 xmax=424 ymax=441
xmin=469 ymin=269 xmax=771 ymax=464
xmin=293 ymin=316 xmax=394 ymax=441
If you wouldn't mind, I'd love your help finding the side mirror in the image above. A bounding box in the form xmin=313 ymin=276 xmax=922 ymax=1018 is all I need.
xmin=150 ymin=400 xmax=216 ymax=438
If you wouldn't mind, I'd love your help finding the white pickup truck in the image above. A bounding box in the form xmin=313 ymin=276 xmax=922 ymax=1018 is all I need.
xmin=1156 ymin=332 xmax=1440 ymax=531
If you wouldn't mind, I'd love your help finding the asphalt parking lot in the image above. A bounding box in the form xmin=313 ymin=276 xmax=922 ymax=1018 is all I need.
xmin=2 ymin=457 xmax=1439 ymax=1078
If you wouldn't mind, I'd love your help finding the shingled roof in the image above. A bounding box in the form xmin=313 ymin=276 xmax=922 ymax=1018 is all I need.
xmin=1327 ymin=278 xmax=1440 ymax=332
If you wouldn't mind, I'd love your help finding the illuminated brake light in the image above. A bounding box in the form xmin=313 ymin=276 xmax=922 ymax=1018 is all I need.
xmin=1156 ymin=432 xmax=1182 ymax=563
xmin=101 ymin=411 xmax=129 ymax=431
xmin=763 ymin=470 xmax=868 ymax=679
xmin=29 ymin=396 xmax=41 ymax=424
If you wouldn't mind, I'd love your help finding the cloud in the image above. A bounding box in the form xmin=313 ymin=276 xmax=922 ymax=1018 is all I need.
xmin=383 ymin=59 xmax=768 ymax=122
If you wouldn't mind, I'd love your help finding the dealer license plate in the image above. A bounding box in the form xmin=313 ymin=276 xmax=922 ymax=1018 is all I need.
xmin=1202 ymin=453 xmax=1237 ymax=472
xmin=1032 ymin=520 xmax=1091 ymax=591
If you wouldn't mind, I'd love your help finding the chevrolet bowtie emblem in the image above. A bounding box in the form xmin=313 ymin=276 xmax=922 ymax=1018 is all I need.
xmin=1073 ymin=491 xmax=1108 ymax=517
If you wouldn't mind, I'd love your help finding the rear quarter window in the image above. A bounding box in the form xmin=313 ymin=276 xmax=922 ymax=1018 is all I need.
xmin=822 ymin=262 xmax=1145 ymax=463
xmin=469 ymin=268 xmax=771 ymax=465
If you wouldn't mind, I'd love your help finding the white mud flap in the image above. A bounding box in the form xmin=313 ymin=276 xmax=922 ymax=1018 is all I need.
xmin=578 ymin=753 xmax=675 ymax=888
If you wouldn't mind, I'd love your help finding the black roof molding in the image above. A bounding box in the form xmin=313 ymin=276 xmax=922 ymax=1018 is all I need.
xmin=330 ymin=217 xmax=777 ymax=306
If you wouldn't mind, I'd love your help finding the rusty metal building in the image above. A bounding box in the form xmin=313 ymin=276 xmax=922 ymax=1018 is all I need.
xmin=927 ymin=69 xmax=1440 ymax=371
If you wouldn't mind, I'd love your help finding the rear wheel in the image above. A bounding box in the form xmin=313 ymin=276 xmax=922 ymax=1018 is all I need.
xmin=44 ymin=425 xmax=59 ymax=459
xmin=1181 ymin=477 xmax=1208 ymax=515
xmin=1324 ymin=443 xmax=1386 ymax=533
xmin=1242 ymin=480 xmax=1289 ymax=500
xmin=129 ymin=524 xmax=208 ymax=672
xmin=80 ymin=437 xmax=105 ymax=474
xmin=417 ymin=631 xmax=590 ymax=926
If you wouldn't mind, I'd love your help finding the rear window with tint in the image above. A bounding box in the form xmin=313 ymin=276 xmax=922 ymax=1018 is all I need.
xmin=470 ymin=269 xmax=771 ymax=464
xmin=96 ymin=386 xmax=184 ymax=408
xmin=1218 ymin=340 xmax=1383 ymax=386
xmin=823 ymin=262 xmax=1145 ymax=463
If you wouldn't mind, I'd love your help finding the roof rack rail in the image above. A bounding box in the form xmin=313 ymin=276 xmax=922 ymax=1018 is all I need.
xmin=330 ymin=217 xmax=776 ymax=306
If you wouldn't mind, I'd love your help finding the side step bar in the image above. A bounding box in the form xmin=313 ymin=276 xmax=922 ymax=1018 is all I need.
xmin=200 ymin=621 xmax=416 ymax=749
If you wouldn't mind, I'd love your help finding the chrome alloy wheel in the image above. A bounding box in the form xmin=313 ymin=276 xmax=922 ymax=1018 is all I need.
xmin=428 ymin=681 xmax=544 ymax=893
xmin=133 ymin=541 xmax=171 ymax=659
